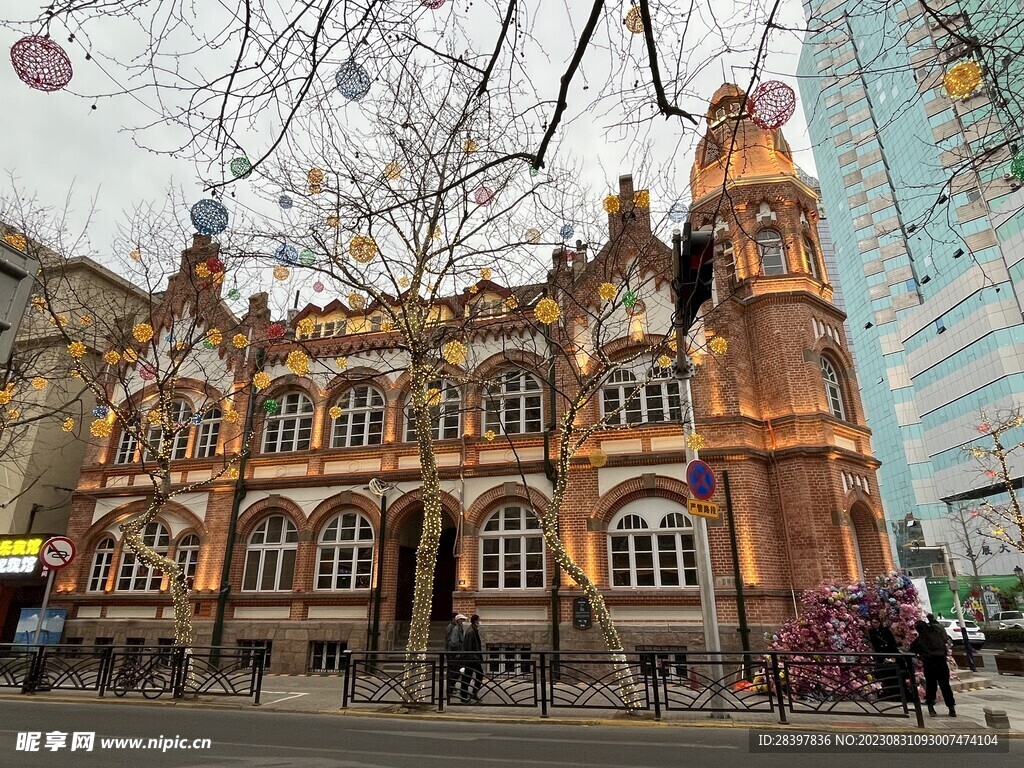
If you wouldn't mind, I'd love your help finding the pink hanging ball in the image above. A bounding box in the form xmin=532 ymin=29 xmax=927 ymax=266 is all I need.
xmin=313 ymin=281 xmax=325 ymax=293
xmin=11 ymin=35 xmax=73 ymax=92
xmin=748 ymin=80 xmax=796 ymax=131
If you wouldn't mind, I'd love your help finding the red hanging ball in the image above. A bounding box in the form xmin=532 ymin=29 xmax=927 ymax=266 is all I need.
xmin=749 ymin=80 xmax=796 ymax=131
xmin=267 ymin=323 xmax=285 ymax=339
xmin=205 ymin=256 xmax=224 ymax=274
xmin=10 ymin=36 xmax=73 ymax=92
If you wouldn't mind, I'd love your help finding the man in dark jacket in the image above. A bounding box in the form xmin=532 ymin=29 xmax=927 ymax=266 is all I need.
xmin=909 ymin=619 xmax=955 ymax=717
xmin=460 ymin=615 xmax=484 ymax=703
xmin=446 ymin=614 xmax=466 ymax=692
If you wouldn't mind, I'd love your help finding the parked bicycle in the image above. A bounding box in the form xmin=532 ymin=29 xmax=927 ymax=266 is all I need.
xmin=110 ymin=653 xmax=168 ymax=699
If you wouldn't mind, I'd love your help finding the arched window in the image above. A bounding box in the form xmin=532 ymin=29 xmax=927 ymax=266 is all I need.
xmin=802 ymin=235 xmax=821 ymax=280
xmin=145 ymin=400 xmax=190 ymax=461
xmin=194 ymin=408 xmax=221 ymax=458
xmin=756 ymin=230 xmax=786 ymax=275
xmin=175 ymin=534 xmax=200 ymax=588
xmin=315 ymin=512 xmax=374 ymax=590
xmin=601 ymin=364 xmax=681 ymax=425
xmin=115 ymin=428 xmax=139 ymax=464
xmin=821 ymin=358 xmax=847 ymax=420
xmin=117 ymin=522 xmax=170 ymax=591
xmin=405 ymin=380 xmax=460 ymax=441
xmin=484 ymin=371 xmax=543 ymax=435
xmin=331 ymin=386 xmax=385 ymax=448
xmin=88 ymin=537 xmax=115 ymax=592
xmin=609 ymin=508 xmax=697 ymax=588
xmin=242 ymin=515 xmax=298 ymax=591
xmin=262 ymin=392 xmax=314 ymax=453
xmin=479 ymin=505 xmax=545 ymax=589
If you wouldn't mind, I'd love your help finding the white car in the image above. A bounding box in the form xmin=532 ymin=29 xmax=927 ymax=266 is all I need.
xmin=937 ymin=618 xmax=986 ymax=649
xmin=995 ymin=610 xmax=1024 ymax=630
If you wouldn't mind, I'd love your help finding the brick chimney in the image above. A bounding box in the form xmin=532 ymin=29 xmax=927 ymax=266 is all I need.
xmin=607 ymin=173 xmax=652 ymax=245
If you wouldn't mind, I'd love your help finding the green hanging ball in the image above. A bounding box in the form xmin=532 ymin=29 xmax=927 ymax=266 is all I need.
xmin=530 ymin=167 xmax=539 ymax=177
xmin=264 ymin=398 xmax=279 ymax=414
xmin=229 ymin=156 xmax=252 ymax=179
xmin=1011 ymin=152 xmax=1024 ymax=181
xmin=623 ymin=291 xmax=638 ymax=309
xmin=227 ymin=288 xmax=241 ymax=301
xmin=299 ymin=250 xmax=315 ymax=267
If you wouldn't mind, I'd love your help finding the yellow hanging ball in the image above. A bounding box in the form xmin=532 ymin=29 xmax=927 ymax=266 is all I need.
xmin=633 ymin=189 xmax=650 ymax=208
xmin=709 ymin=336 xmax=729 ymax=355
xmin=286 ymin=350 xmax=310 ymax=376
xmin=31 ymin=376 xmax=47 ymax=390
xmin=589 ymin=448 xmax=608 ymax=468
xmin=348 ymin=292 xmax=366 ymax=310
xmin=598 ymin=282 xmax=617 ymax=301
xmin=4 ymin=232 xmax=27 ymax=251
xmin=484 ymin=429 xmax=496 ymax=441
xmin=504 ymin=295 xmax=519 ymax=310
xmin=385 ymin=161 xmax=402 ymax=180
xmin=297 ymin=317 xmax=317 ymax=336
xmin=327 ymin=214 xmax=340 ymax=228
xmin=195 ymin=263 xmax=211 ymax=279
xmin=329 ymin=405 xmax=343 ymax=420
xmin=480 ymin=267 xmax=492 ymax=281
xmin=624 ymin=7 xmax=644 ymax=34
xmin=603 ymin=195 xmax=621 ymax=214
xmin=253 ymin=371 xmax=271 ymax=390
xmin=426 ymin=388 xmax=442 ymax=407
xmin=943 ymin=60 xmax=983 ymax=100
xmin=232 ymin=333 xmax=248 ymax=349
xmin=349 ymin=235 xmax=378 ymax=263
xmin=686 ymin=433 xmax=707 ymax=451
xmin=67 ymin=341 xmax=87 ymax=359
xmin=90 ymin=419 xmax=112 ymax=438
xmin=133 ymin=323 xmax=154 ymax=343
xmin=335 ymin=356 xmax=348 ymax=370
xmin=62 ymin=417 xmax=75 ymax=433
xmin=273 ymin=265 xmax=290 ymax=281
xmin=442 ymin=340 xmax=467 ymax=366
xmin=534 ymin=297 xmax=561 ymax=325
xmin=657 ymin=354 xmax=673 ymax=370
xmin=463 ymin=138 xmax=478 ymax=153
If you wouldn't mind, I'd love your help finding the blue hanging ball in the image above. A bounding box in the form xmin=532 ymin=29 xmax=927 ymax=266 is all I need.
xmin=190 ymin=199 xmax=229 ymax=236
xmin=278 ymin=194 xmax=293 ymax=210
xmin=559 ymin=223 xmax=574 ymax=240
xmin=668 ymin=201 xmax=688 ymax=224
xmin=190 ymin=413 xmax=203 ymax=425
xmin=92 ymin=405 xmax=109 ymax=418
xmin=335 ymin=59 xmax=371 ymax=101
xmin=274 ymin=242 xmax=299 ymax=265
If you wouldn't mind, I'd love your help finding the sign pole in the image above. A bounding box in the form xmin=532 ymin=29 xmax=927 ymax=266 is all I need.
xmin=32 ymin=568 xmax=55 ymax=646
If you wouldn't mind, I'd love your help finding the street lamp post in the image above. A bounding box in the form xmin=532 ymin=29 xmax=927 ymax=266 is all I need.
xmin=909 ymin=542 xmax=975 ymax=672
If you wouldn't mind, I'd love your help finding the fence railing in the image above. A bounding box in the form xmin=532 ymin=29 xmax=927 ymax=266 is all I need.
xmin=339 ymin=650 xmax=924 ymax=726
xmin=0 ymin=644 xmax=265 ymax=704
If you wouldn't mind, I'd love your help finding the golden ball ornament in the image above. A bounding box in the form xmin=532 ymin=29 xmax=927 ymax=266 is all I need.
xmin=130 ymin=249 xmax=142 ymax=261
xmin=633 ymin=189 xmax=650 ymax=208
xmin=504 ymin=295 xmax=519 ymax=310
xmin=4 ymin=232 xmax=27 ymax=251
xmin=67 ymin=341 xmax=86 ymax=359
xmin=442 ymin=340 xmax=467 ymax=365
xmin=297 ymin=317 xmax=317 ymax=336
xmin=398 ymin=275 xmax=411 ymax=289
xmin=0 ymin=385 xmax=14 ymax=405
xmin=205 ymin=328 xmax=223 ymax=347
xmin=232 ymin=333 xmax=249 ymax=349
xmin=385 ymin=161 xmax=402 ymax=180
xmin=327 ymin=214 xmax=340 ymax=228
xmin=195 ymin=263 xmax=211 ymax=278
xmin=102 ymin=350 xmax=121 ymax=366
xmin=484 ymin=429 xmax=496 ymax=441
xmin=349 ymin=235 xmax=378 ymax=263
xmin=463 ymin=138 xmax=478 ymax=153
xmin=90 ymin=419 xmax=112 ymax=438
xmin=943 ymin=60 xmax=983 ymax=100
xmin=228 ymin=467 xmax=240 ymax=480
xmin=31 ymin=376 xmax=47 ymax=390
xmin=61 ymin=417 xmax=75 ymax=433
xmin=253 ymin=371 xmax=271 ymax=390
xmin=624 ymin=7 xmax=644 ymax=34
xmin=308 ymin=167 xmax=325 ymax=185
xmin=589 ymin=448 xmax=608 ymax=468
xmin=381 ymin=319 xmax=395 ymax=332
xmin=286 ymin=350 xmax=310 ymax=376
xmin=686 ymin=432 xmax=707 ymax=451
xmin=348 ymin=292 xmax=366 ymax=310
xmin=657 ymin=354 xmax=673 ymax=370
xmin=480 ymin=267 xmax=492 ymax=281
xmin=709 ymin=336 xmax=729 ymax=354
xmin=5 ymin=408 xmax=19 ymax=421
xmin=598 ymin=282 xmax=617 ymax=301
xmin=432 ymin=225 xmax=442 ymax=240
xmin=603 ymin=195 xmax=621 ymax=214
xmin=469 ymin=284 xmax=479 ymax=294
xmin=525 ymin=228 xmax=541 ymax=244
xmin=79 ymin=314 xmax=93 ymax=326
xmin=329 ymin=405 xmax=343 ymax=420
xmin=30 ymin=296 xmax=46 ymax=311
xmin=223 ymin=408 xmax=240 ymax=424
xmin=133 ymin=323 xmax=154 ymax=343
xmin=534 ymin=297 xmax=561 ymax=325
xmin=334 ymin=356 xmax=348 ymax=370
xmin=273 ymin=265 xmax=290 ymax=281
xmin=123 ymin=349 xmax=139 ymax=363
xmin=51 ymin=314 xmax=68 ymax=327
xmin=147 ymin=409 xmax=162 ymax=424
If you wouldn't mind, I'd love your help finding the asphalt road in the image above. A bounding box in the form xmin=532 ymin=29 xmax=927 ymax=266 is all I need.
xmin=0 ymin=700 xmax=1018 ymax=768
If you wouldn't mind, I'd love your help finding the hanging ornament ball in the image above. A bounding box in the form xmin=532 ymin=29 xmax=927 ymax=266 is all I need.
xmin=479 ymin=267 xmax=492 ymax=281
xmin=422 ymin=0 xmax=446 ymax=7
xmin=463 ymin=138 xmax=478 ymax=153
xmin=229 ymin=156 xmax=253 ymax=179
xmin=326 ymin=214 xmax=340 ymax=229
xmin=749 ymin=80 xmax=797 ymax=130
xmin=398 ymin=275 xmax=411 ymax=289
xmin=90 ymin=419 xmax=112 ymax=438
xmin=227 ymin=288 xmax=242 ymax=301
xmin=204 ymin=328 xmax=223 ymax=348
xmin=11 ymin=36 xmax=73 ymax=92
xmin=79 ymin=314 xmax=93 ymax=326
xmin=313 ymin=280 xmax=325 ymax=293
xmin=943 ymin=60 xmax=983 ymax=100
xmin=227 ymin=467 xmax=240 ymax=480
xmin=62 ymin=417 xmax=75 ymax=433
xmin=525 ymin=228 xmax=542 ymax=244
xmin=349 ymin=235 xmax=378 ymax=263
xmin=442 ymin=340 xmax=468 ymax=366
xmin=468 ymin=284 xmax=479 ymax=295
xmin=599 ymin=282 xmax=617 ymax=302
xmin=985 ymin=470 xmax=997 ymax=479
xmin=190 ymin=199 xmax=229 ymax=236
xmin=686 ymin=432 xmax=707 ymax=451
xmin=1010 ymin=152 xmax=1024 ymax=181
xmin=139 ymin=363 xmax=156 ymax=381
xmin=484 ymin=429 xmax=496 ymax=442
xmin=299 ymin=250 xmax=316 ymax=267
xmin=603 ymin=195 xmax=621 ymax=214
xmin=504 ymin=294 xmax=519 ymax=310
xmin=709 ymin=336 xmax=729 ymax=355
xmin=432 ymin=225 xmax=442 ymax=240
xmin=668 ymin=201 xmax=689 ymax=224
xmin=385 ymin=161 xmax=402 ymax=180
xmin=273 ymin=265 xmax=290 ymax=281
xmin=205 ymin=256 xmax=225 ymax=274
xmin=657 ymin=354 xmax=673 ymax=370
xmin=534 ymin=297 xmax=561 ymax=325
xmin=267 ymin=323 xmax=285 ymax=339
xmin=589 ymin=448 xmax=608 ymax=468
xmin=232 ymin=333 xmax=248 ymax=349
xmin=473 ymin=186 xmax=495 ymax=206
xmin=297 ymin=317 xmax=317 ymax=337
xmin=633 ymin=189 xmax=650 ymax=209
xmin=103 ymin=350 xmax=121 ymax=365
xmin=978 ymin=423 xmax=991 ymax=433
xmin=92 ymin=405 xmax=109 ymax=418
xmin=123 ymin=349 xmax=139 ymax=363
xmin=130 ymin=249 xmax=142 ymax=261
xmin=253 ymin=371 xmax=271 ymax=390
xmin=274 ymin=242 xmax=299 ymax=264
xmin=133 ymin=323 xmax=154 ymax=343
xmin=286 ymin=349 xmax=310 ymax=376
xmin=559 ymin=223 xmax=574 ymax=240
xmin=31 ymin=376 xmax=47 ymax=390
xmin=4 ymin=232 xmax=26 ymax=251
xmin=335 ymin=356 xmax=348 ymax=370
xmin=264 ymin=398 xmax=280 ymax=414
xmin=335 ymin=59 xmax=371 ymax=101
xmin=329 ymin=405 xmax=344 ymax=420
xmin=624 ymin=7 xmax=644 ymax=34
xmin=67 ymin=341 xmax=86 ymax=359
xmin=348 ymin=292 xmax=366 ymax=310
xmin=224 ymin=408 xmax=239 ymax=424
xmin=529 ymin=167 xmax=539 ymax=177
xmin=307 ymin=167 xmax=325 ymax=186
xmin=622 ymin=290 xmax=639 ymax=309
xmin=195 ymin=263 xmax=211 ymax=279
xmin=278 ymin=194 xmax=293 ymax=210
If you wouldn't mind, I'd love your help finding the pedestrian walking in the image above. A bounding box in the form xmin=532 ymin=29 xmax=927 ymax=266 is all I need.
xmin=868 ymin=624 xmax=902 ymax=701
xmin=460 ymin=614 xmax=484 ymax=703
xmin=909 ymin=619 xmax=956 ymax=717
xmin=446 ymin=613 xmax=466 ymax=692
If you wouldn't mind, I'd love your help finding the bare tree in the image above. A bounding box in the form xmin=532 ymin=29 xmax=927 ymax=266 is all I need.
xmin=963 ymin=408 xmax=1024 ymax=559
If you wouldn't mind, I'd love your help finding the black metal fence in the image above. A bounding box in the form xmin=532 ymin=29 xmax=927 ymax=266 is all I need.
xmin=339 ymin=650 xmax=924 ymax=726
xmin=0 ymin=644 xmax=265 ymax=704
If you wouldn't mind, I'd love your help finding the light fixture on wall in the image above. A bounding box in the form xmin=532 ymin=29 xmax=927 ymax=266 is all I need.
xmin=458 ymin=579 xmax=467 ymax=590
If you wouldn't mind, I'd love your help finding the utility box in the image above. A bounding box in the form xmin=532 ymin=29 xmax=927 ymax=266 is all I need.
xmin=0 ymin=239 xmax=39 ymax=364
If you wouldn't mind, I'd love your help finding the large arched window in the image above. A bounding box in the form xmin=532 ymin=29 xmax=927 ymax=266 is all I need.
xmin=405 ymin=380 xmax=460 ymax=441
xmin=802 ymin=235 xmax=821 ymax=280
xmin=262 ymin=392 xmax=314 ymax=453
xmin=194 ymin=408 xmax=221 ymax=458
xmin=315 ymin=512 xmax=374 ymax=590
xmin=242 ymin=515 xmax=298 ymax=591
xmin=331 ymin=386 xmax=385 ymax=448
xmin=114 ymin=428 xmax=139 ymax=464
xmin=484 ymin=371 xmax=543 ymax=435
xmin=88 ymin=537 xmax=115 ymax=592
xmin=145 ymin=400 xmax=191 ymax=461
xmin=175 ymin=534 xmax=200 ymax=588
xmin=479 ymin=505 xmax=545 ymax=589
xmin=756 ymin=230 xmax=786 ymax=275
xmin=609 ymin=506 xmax=697 ymax=588
xmin=601 ymin=364 xmax=681 ymax=425
xmin=821 ymin=358 xmax=847 ymax=420
xmin=117 ymin=522 xmax=170 ymax=591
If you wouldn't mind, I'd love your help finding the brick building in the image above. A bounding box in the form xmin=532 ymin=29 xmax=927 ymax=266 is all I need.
xmin=52 ymin=84 xmax=893 ymax=673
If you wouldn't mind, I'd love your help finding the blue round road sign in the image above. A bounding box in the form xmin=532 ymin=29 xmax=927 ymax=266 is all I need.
xmin=686 ymin=460 xmax=716 ymax=500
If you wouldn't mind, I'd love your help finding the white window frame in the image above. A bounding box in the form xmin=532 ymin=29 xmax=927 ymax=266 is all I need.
xmin=803 ymin=235 xmax=821 ymax=280
xmin=601 ymin=365 xmax=681 ymax=425
xmin=242 ymin=515 xmax=298 ymax=592
xmin=821 ymin=358 xmax=847 ymax=420
xmin=194 ymin=409 xmax=221 ymax=458
xmin=479 ymin=505 xmax=545 ymax=589
xmin=114 ymin=428 xmax=139 ymax=464
xmin=88 ymin=537 xmax=115 ymax=592
xmin=145 ymin=399 xmax=191 ymax=461
xmin=405 ymin=380 xmax=461 ymax=441
xmin=608 ymin=508 xmax=698 ymax=589
xmin=756 ymin=229 xmax=786 ymax=275
xmin=117 ymin=522 xmax=170 ymax=592
xmin=485 ymin=371 xmax=543 ymax=435
xmin=262 ymin=392 xmax=314 ymax=453
xmin=175 ymin=533 xmax=200 ymax=587
xmin=315 ymin=512 xmax=375 ymax=590
xmin=331 ymin=386 xmax=385 ymax=448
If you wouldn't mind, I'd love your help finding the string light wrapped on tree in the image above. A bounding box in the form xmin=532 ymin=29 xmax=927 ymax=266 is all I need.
xmin=189 ymin=199 xmax=229 ymax=235
xmin=335 ymin=59 xmax=371 ymax=101
xmin=943 ymin=60 xmax=983 ymax=100
xmin=749 ymin=80 xmax=797 ymax=130
xmin=10 ymin=36 xmax=73 ymax=91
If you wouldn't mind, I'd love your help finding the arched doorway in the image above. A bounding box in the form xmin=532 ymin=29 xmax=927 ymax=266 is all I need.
xmin=849 ymin=504 xmax=885 ymax=580
xmin=394 ymin=510 xmax=458 ymax=622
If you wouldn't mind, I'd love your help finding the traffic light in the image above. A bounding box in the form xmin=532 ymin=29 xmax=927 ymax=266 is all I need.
xmin=671 ymin=221 xmax=715 ymax=335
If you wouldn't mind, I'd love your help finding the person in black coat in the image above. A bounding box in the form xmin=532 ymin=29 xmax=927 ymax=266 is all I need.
xmin=868 ymin=624 xmax=903 ymax=701
xmin=460 ymin=614 xmax=484 ymax=703
xmin=909 ymin=619 xmax=956 ymax=717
